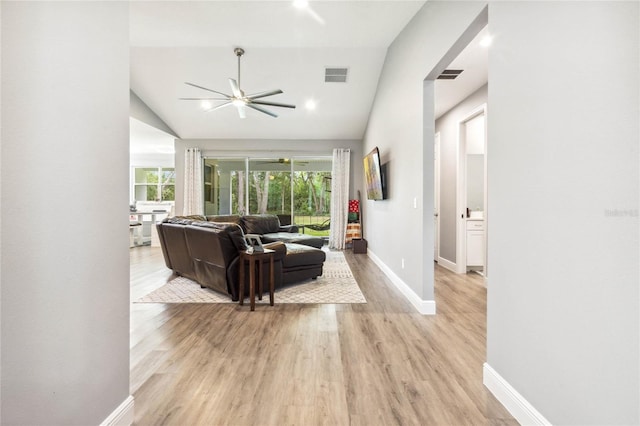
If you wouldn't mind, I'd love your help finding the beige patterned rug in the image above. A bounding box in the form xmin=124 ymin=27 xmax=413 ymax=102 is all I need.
xmin=135 ymin=250 xmax=366 ymax=304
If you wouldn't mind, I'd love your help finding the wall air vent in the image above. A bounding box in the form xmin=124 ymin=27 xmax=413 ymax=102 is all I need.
xmin=437 ymin=69 xmax=463 ymax=80
xmin=325 ymin=67 xmax=348 ymax=83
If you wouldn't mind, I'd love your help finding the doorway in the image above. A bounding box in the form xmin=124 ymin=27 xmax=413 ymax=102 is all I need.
xmin=429 ymin=19 xmax=489 ymax=276
xmin=456 ymin=105 xmax=487 ymax=276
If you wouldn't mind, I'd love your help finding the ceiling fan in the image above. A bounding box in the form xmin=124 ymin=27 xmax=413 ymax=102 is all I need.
xmin=180 ymin=47 xmax=296 ymax=119
xmin=256 ymin=158 xmax=308 ymax=165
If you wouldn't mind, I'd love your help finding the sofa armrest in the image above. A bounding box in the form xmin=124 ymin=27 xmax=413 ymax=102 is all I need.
xmin=263 ymin=241 xmax=287 ymax=261
xmin=279 ymin=225 xmax=298 ymax=233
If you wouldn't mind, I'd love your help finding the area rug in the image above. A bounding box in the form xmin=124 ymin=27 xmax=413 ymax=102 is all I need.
xmin=135 ymin=250 xmax=366 ymax=304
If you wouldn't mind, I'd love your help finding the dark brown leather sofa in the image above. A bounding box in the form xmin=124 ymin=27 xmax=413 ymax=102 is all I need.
xmin=156 ymin=217 xmax=326 ymax=301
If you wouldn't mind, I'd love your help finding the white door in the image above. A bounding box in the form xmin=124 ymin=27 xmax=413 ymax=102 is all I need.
xmin=434 ymin=132 xmax=441 ymax=261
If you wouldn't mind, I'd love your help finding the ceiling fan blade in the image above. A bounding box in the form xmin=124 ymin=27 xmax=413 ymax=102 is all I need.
xmin=229 ymin=79 xmax=243 ymax=98
xmin=251 ymin=100 xmax=296 ymax=109
xmin=184 ymin=82 xmax=230 ymax=98
xmin=246 ymin=103 xmax=278 ymax=118
xmin=179 ymin=97 xmax=229 ymax=101
xmin=235 ymin=103 xmax=246 ymax=119
xmin=246 ymin=89 xmax=283 ymax=100
xmin=205 ymin=101 xmax=233 ymax=112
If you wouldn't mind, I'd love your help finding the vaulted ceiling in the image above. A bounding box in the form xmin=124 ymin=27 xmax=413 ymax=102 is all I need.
xmin=130 ymin=1 xmax=487 ymax=146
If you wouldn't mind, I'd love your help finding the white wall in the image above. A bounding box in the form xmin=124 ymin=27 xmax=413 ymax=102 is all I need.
xmin=0 ymin=2 xmax=3 ymax=420
xmin=130 ymin=152 xmax=175 ymax=168
xmin=175 ymin=139 xmax=363 ymax=216
xmin=486 ymin=2 xmax=639 ymax=424
xmin=366 ymin=1 xmax=639 ymax=423
xmin=130 ymin=90 xmax=178 ymax=138
xmin=1 ymin=2 xmax=131 ymax=424
xmin=435 ymin=84 xmax=488 ymax=264
xmin=364 ymin=1 xmax=487 ymax=301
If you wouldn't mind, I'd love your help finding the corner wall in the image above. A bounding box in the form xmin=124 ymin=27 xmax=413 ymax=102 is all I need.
xmin=366 ymin=1 xmax=639 ymax=423
xmin=130 ymin=90 xmax=178 ymax=138
xmin=1 ymin=2 xmax=132 ymax=424
xmin=486 ymin=2 xmax=639 ymax=424
xmin=363 ymin=1 xmax=487 ymax=301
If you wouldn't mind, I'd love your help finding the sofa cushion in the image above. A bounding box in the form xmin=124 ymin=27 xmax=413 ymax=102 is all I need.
xmin=191 ymin=221 xmax=247 ymax=252
xmin=184 ymin=224 xmax=233 ymax=295
xmin=158 ymin=223 xmax=196 ymax=280
xmin=282 ymin=243 xmax=326 ymax=268
xmin=164 ymin=216 xmax=198 ymax=225
xmin=206 ymin=215 xmax=242 ymax=226
xmin=263 ymin=241 xmax=287 ymax=262
xmin=242 ymin=214 xmax=281 ymax=234
xmin=262 ymin=232 xmax=324 ymax=249
xmin=172 ymin=215 xmax=207 ymax=221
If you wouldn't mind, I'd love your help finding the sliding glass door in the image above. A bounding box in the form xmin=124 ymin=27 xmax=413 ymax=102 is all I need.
xmin=292 ymin=158 xmax=332 ymax=236
xmin=203 ymin=158 xmax=246 ymax=215
xmin=248 ymin=158 xmax=292 ymax=219
xmin=203 ymin=156 xmax=331 ymax=236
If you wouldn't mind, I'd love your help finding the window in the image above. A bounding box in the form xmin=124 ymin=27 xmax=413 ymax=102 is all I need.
xmin=203 ymin=157 xmax=331 ymax=236
xmin=248 ymin=158 xmax=292 ymax=217
xmin=292 ymin=158 xmax=332 ymax=237
xmin=133 ymin=167 xmax=175 ymax=202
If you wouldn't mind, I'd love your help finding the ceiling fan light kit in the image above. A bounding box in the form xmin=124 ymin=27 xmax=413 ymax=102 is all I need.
xmin=180 ymin=47 xmax=296 ymax=118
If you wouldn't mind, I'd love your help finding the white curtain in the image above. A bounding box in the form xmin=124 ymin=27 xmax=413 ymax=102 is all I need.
xmin=183 ymin=147 xmax=203 ymax=216
xmin=329 ymin=148 xmax=350 ymax=250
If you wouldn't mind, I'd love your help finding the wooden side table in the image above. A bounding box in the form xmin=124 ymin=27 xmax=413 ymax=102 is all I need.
xmin=238 ymin=248 xmax=275 ymax=311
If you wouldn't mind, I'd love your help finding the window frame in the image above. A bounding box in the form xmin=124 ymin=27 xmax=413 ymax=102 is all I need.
xmin=131 ymin=166 xmax=176 ymax=203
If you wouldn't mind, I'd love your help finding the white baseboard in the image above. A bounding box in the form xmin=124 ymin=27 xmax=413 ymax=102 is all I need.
xmin=437 ymin=256 xmax=457 ymax=273
xmin=101 ymin=395 xmax=134 ymax=426
xmin=367 ymin=249 xmax=436 ymax=315
xmin=483 ymin=363 xmax=551 ymax=426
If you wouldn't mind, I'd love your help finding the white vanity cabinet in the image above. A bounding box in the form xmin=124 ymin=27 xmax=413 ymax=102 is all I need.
xmin=466 ymin=219 xmax=484 ymax=267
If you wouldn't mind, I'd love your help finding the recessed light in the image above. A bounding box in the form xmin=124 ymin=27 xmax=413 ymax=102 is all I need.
xmin=293 ymin=0 xmax=308 ymax=9
xmin=305 ymin=99 xmax=316 ymax=110
xmin=480 ymin=35 xmax=493 ymax=47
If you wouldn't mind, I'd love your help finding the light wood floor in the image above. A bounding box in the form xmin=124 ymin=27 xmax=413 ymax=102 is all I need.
xmin=130 ymin=246 xmax=516 ymax=425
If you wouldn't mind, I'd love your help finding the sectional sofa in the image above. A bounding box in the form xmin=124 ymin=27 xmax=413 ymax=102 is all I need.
xmin=156 ymin=215 xmax=327 ymax=301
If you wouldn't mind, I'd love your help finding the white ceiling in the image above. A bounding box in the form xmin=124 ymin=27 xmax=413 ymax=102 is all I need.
xmin=130 ymin=1 xmax=488 ymax=151
xmin=130 ymin=118 xmax=176 ymax=155
xmin=434 ymin=26 xmax=489 ymax=119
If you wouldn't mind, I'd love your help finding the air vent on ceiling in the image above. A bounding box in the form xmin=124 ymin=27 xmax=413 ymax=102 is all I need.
xmin=437 ymin=69 xmax=463 ymax=80
xmin=325 ymin=67 xmax=348 ymax=83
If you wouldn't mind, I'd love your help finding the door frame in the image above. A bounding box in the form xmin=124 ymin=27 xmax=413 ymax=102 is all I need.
xmin=434 ymin=132 xmax=441 ymax=261
xmin=456 ymin=103 xmax=487 ymax=274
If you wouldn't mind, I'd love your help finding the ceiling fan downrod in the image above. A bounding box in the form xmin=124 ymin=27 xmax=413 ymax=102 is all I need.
xmin=234 ymin=47 xmax=244 ymax=90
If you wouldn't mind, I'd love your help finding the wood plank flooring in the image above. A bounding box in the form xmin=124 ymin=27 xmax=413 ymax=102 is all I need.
xmin=130 ymin=247 xmax=516 ymax=425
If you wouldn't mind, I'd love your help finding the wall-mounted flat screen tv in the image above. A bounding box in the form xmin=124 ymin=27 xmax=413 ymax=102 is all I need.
xmin=364 ymin=147 xmax=385 ymax=200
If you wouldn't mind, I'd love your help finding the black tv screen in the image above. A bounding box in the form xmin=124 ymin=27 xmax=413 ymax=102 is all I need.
xmin=364 ymin=147 xmax=384 ymax=200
